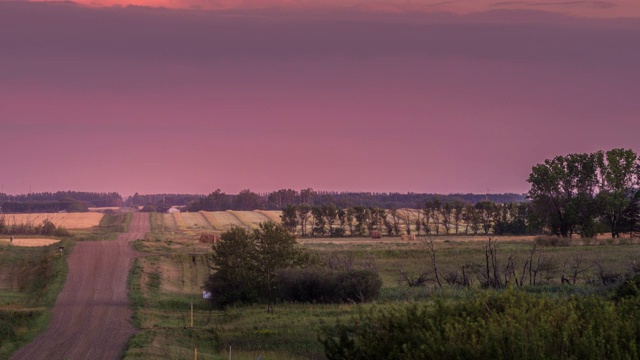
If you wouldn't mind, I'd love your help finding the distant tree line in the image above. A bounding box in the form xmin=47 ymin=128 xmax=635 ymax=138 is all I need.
xmin=186 ymin=188 xmax=526 ymax=212
xmin=528 ymin=148 xmax=640 ymax=238
xmin=0 ymin=191 xmax=122 ymax=207
xmin=0 ymin=191 xmax=122 ymax=213
xmin=0 ymin=200 xmax=89 ymax=213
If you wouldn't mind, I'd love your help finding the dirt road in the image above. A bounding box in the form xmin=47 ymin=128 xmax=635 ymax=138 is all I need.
xmin=10 ymin=213 xmax=150 ymax=360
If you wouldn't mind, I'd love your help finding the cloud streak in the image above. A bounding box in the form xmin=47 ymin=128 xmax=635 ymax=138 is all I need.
xmin=8 ymin=0 xmax=640 ymax=17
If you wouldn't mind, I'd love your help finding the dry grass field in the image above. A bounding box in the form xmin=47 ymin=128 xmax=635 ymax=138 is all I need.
xmin=0 ymin=213 xmax=104 ymax=229
xmin=0 ymin=238 xmax=61 ymax=247
xmin=179 ymin=212 xmax=213 ymax=230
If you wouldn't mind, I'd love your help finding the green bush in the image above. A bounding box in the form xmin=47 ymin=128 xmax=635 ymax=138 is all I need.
xmin=320 ymin=290 xmax=640 ymax=360
xmin=277 ymin=267 xmax=382 ymax=303
xmin=615 ymin=274 xmax=640 ymax=300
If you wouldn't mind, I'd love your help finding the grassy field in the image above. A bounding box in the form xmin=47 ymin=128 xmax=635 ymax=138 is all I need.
xmin=126 ymin=213 xmax=640 ymax=359
xmin=125 ymin=253 xmax=356 ymax=360
xmin=0 ymin=240 xmax=71 ymax=358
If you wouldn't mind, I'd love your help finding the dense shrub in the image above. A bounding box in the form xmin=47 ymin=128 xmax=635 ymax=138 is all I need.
xmin=204 ymin=224 xmax=310 ymax=308
xmin=320 ymin=290 xmax=640 ymax=360
xmin=277 ymin=267 xmax=382 ymax=303
xmin=615 ymin=274 xmax=640 ymax=300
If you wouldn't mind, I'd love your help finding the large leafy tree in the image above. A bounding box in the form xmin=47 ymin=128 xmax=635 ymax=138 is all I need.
xmin=205 ymin=222 xmax=309 ymax=308
xmin=596 ymin=148 xmax=640 ymax=238
xmin=527 ymin=153 xmax=599 ymax=237
xmin=280 ymin=204 xmax=298 ymax=233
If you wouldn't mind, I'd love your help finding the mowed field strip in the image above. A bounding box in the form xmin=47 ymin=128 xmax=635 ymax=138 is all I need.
xmin=161 ymin=211 xmax=282 ymax=232
xmin=0 ymin=213 xmax=104 ymax=229
xmin=0 ymin=238 xmax=61 ymax=247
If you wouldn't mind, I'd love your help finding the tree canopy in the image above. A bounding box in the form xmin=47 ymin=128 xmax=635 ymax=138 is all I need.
xmin=528 ymin=148 xmax=640 ymax=238
xmin=204 ymin=222 xmax=309 ymax=308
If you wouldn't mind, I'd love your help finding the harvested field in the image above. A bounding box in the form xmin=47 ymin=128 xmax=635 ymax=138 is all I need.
xmin=160 ymin=213 xmax=178 ymax=231
xmin=397 ymin=208 xmax=420 ymax=222
xmin=200 ymin=211 xmax=223 ymax=230
xmin=255 ymin=210 xmax=282 ymax=223
xmin=238 ymin=210 xmax=273 ymax=224
xmin=0 ymin=213 xmax=103 ymax=229
xmin=179 ymin=212 xmax=214 ymax=231
xmin=172 ymin=212 xmax=186 ymax=230
xmin=227 ymin=211 xmax=261 ymax=229
xmin=0 ymin=238 xmax=61 ymax=247
xmin=203 ymin=211 xmax=245 ymax=230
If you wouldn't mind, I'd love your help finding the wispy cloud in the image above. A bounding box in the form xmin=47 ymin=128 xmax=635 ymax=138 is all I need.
xmin=13 ymin=0 xmax=635 ymax=17
xmin=494 ymin=1 xmax=616 ymax=10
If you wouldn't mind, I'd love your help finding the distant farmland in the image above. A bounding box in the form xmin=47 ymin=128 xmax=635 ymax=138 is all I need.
xmin=158 ymin=211 xmax=281 ymax=234
xmin=0 ymin=213 xmax=104 ymax=229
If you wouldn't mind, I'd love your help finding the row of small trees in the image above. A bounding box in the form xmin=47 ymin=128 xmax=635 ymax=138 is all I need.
xmin=279 ymin=201 xmax=536 ymax=238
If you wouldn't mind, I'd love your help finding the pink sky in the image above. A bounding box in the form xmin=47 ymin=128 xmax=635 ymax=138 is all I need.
xmin=1 ymin=1 xmax=639 ymax=196
xmin=25 ymin=0 xmax=640 ymax=18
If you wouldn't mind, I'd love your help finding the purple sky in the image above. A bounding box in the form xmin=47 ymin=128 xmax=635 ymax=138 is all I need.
xmin=1 ymin=1 xmax=639 ymax=196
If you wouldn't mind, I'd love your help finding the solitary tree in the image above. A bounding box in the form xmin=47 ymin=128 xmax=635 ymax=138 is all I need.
xmin=205 ymin=222 xmax=308 ymax=309
xmin=296 ymin=204 xmax=312 ymax=237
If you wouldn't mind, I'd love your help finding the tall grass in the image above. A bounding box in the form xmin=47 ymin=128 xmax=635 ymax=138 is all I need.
xmin=0 ymin=240 xmax=71 ymax=358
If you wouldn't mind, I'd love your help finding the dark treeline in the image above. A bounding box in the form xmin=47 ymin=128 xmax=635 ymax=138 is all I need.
xmin=187 ymin=188 xmax=526 ymax=212
xmin=0 ymin=191 xmax=122 ymax=213
xmin=1 ymin=200 xmax=88 ymax=214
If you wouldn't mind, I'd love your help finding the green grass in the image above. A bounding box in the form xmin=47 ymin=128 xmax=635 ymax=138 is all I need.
xmin=0 ymin=240 xmax=72 ymax=358
xmin=125 ymin=227 xmax=640 ymax=359
xmin=125 ymin=253 xmax=359 ymax=359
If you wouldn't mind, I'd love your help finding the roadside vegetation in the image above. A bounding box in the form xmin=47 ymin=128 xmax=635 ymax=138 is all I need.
xmin=0 ymin=240 xmax=71 ymax=358
xmin=0 ymin=211 xmax=132 ymax=358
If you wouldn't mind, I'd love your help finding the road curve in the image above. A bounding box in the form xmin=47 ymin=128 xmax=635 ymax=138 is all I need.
xmin=11 ymin=213 xmax=150 ymax=360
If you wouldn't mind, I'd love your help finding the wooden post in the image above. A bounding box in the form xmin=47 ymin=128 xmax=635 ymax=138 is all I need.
xmin=228 ymin=345 xmax=232 ymax=360
xmin=190 ymin=300 xmax=194 ymax=328
xmin=194 ymin=348 xmax=197 ymax=360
